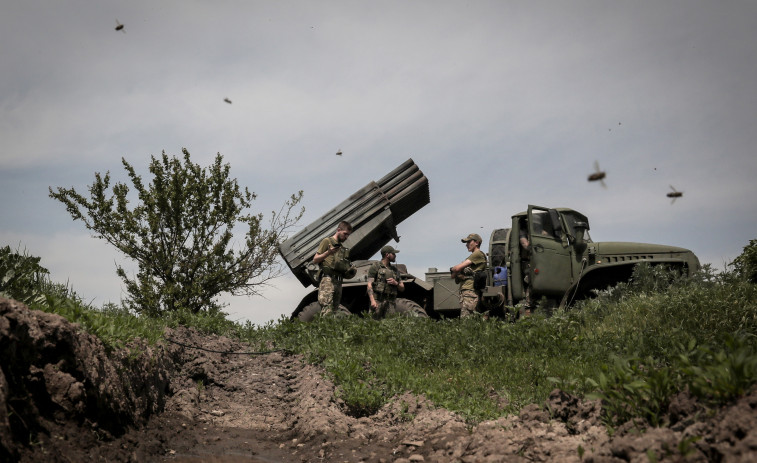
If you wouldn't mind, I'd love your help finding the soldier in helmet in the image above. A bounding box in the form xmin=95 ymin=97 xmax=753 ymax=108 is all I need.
xmin=366 ymin=245 xmax=405 ymax=318
xmin=313 ymin=220 xmax=354 ymax=316
xmin=450 ymin=233 xmax=487 ymax=317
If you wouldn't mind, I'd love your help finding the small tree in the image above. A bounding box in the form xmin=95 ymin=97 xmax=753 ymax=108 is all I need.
xmin=49 ymin=149 xmax=304 ymax=317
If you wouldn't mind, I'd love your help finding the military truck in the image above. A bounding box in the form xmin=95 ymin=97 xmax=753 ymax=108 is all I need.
xmin=279 ymin=160 xmax=700 ymax=320
xmin=469 ymin=205 xmax=700 ymax=317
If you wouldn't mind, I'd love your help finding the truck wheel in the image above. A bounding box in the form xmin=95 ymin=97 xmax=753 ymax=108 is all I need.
xmin=297 ymin=302 xmax=321 ymax=322
xmin=394 ymin=298 xmax=429 ymax=318
xmin=297 ymin=301 xmax=351 ymax=322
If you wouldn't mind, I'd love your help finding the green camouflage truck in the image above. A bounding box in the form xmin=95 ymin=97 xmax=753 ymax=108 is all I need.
xmin=279 ymin=160 xmax=700 ymax=320
xmin=466 ymin=205 xmax=700 ymax=317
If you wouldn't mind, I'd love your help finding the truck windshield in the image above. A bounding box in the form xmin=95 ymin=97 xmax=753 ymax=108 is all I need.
xmin=562 ymin=212 xmax=592 ymax=242
xmin=531 ymin=210 xmax=556 ymax=238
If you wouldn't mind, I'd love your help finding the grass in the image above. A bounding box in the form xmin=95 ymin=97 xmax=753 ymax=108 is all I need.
xmin=3 ymin=244 xmax=757 ymax=429
xmin=253 ymin=314 xmax=575 ymax=418
xmin=240 ymin=263 xmax=757 ymax=426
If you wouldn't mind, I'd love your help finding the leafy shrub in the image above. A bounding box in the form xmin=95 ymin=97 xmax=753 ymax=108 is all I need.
xmin=731 ymin=238 xmax=757 ymax=283
xmin=678 ymin=336 xmax=757 ymax=403
xmin=582 ymin=335 xmax=757 ymax=429
xmin=49 ymin=149 xmax=304 ymax=316
xmin=585 ymin=355 xmax=676 ymax=428
xmin=0 ymin=245 xmax=49 ymax=307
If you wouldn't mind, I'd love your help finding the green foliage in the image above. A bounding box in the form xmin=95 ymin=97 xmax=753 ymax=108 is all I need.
xmin=49 ymin=149 xmax=304 ymax=316
xmin=7 ymin=245 xmax=757 ymax=431
xmin=566 ymin=263 xmax=757 ymax=429
xmin=238 ymin=262 xmax=756 ymax=427
xmin=161 ymin=305 xmax=239 ymax=336
xmin=730 ymin=238 xmax=757 ymax=283
xmin=43 ymin=289 xmax=165 ymax=349
xmin=239 ymin=313 xmax=586 ymax=422
xmin=585 ymin=356 xmax=677 ymax=427
xmin=1 ymin=246 xmax=164 ymax=349
xmin=677 ymin=336 xmax=757 ymax=403
xmin=0 ymin=245 xmax=49 ymax=307
xmin=582 ymin=335 xmax=757 ymax=429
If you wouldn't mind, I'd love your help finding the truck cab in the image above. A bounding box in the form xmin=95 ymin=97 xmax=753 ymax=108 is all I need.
xmin=486 ymin=205 xmax=700 ymax=310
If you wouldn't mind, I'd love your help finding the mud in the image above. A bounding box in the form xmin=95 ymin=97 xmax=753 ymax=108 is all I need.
xmin=2 ymin=297 xmax=756 ymax=462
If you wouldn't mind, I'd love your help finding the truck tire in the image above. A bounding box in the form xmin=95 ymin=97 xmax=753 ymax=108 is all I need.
xmin=394 ymin=298 xmax=429 ymax=318
xmin=297 ymin=301 xmax=351 ymax=322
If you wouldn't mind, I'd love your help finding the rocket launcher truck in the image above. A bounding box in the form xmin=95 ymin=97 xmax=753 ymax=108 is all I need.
xmin=279 ymin=159 xmax=434 ymax=320
xmin=279 ymin=159 xmax=700 ymax=320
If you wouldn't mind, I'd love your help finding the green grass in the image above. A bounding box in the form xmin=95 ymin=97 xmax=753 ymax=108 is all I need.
xmin=4 ymin=244 xmax=757 ymax=429
xmin=240 ymin=264 xmax=757 ymax=425
xmin=251 ymin=314 xmax=578 ymax=419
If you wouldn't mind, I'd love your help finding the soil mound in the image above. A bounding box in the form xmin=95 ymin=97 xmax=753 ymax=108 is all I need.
xmin=2 ymin=297 xmax=756 ymax=462
xmin=1 ymin=297 xmax=174 ymax=461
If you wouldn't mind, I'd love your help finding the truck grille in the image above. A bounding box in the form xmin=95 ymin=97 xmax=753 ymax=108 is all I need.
xmin=605 ymin=255 xmax=654 ymax=263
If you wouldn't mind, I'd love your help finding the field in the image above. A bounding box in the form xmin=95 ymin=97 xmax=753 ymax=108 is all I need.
xmin=2 ymin=249 xmax=757 ymax=461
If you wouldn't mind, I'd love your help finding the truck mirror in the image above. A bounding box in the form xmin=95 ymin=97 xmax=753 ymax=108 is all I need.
xmin=574 ymin=221 xmax=589 ymax=230
xmin=573 ymin=221 xmax=589 ymax=249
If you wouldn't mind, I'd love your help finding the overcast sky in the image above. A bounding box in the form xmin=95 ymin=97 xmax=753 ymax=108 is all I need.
xmin=2 ymin=1 xmax=756 ymax=325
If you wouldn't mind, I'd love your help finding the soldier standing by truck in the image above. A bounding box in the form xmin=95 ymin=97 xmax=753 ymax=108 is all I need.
xmin=313 ymin=220 xmax=354 ymax=316
xmin=367 ymin=245 xmax=405 ymax=318
xmin=450 ymin=233 xmax=487 ymax=317
xmin=519 ymin=218 xmax=533 ymax=315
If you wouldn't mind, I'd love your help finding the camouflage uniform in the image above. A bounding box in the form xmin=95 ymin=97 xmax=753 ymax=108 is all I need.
xmin=459 ymin=248 xmax=487 ymax=317
xmin=317 ymin=275 xmax=343 ymax=315
xmin=367 ymin=260 xmax=401 ymax=318
xmin=316 ymin=236 xmax=351 ymax=315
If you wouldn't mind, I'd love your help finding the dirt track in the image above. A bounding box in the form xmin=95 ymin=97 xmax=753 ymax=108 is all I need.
xmin=2 ymin=297 xmax=757 ymax=462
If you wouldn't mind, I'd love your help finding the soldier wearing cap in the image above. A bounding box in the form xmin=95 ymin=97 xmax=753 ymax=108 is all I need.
xmin=366 ymin=245 xmax=405 ymax=318
xmin=450 ymin=233 xmax=487 ymax=317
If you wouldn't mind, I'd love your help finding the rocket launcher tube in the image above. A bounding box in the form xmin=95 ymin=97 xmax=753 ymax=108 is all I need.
xmin=279 ymin=159 xmax=430 ymax=287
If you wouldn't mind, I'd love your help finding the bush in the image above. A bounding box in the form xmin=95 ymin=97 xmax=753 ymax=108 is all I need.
xmin=0 ymin=245 xmax=49 ymax=307
xmin=49 ymin=149 xmax=304 ymax=316
xmin=731 ymin=239 xmax=757 ymax=283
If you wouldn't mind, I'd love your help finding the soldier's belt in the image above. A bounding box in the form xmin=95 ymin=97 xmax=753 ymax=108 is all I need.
xmin=321 ymin=268 xmax=344 ymax=280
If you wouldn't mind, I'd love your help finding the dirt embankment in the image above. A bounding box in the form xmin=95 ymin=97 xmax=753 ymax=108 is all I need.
xmin=2 ymin=297 xmax=756 ymax=462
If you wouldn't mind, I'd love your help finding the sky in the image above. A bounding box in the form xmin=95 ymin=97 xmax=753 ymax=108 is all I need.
xmin=2 ymin=1 xmax=756 ymax=326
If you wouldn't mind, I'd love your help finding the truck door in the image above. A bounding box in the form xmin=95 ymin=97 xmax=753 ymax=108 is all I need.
xmin=526 ymin=205 xmax=572 ymax=297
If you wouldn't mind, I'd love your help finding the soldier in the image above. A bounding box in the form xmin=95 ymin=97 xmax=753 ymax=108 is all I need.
xmin=366 ymin=245 xmax=405 ymax=318
xmin=313 ymin=220 xmax=354 ymax=316
xmin=519 ymin=218 xmax=533 ymax=315
xmin=450 ymin=233 xmax=487 ymax=317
